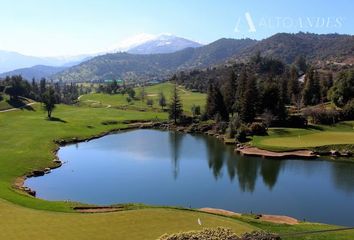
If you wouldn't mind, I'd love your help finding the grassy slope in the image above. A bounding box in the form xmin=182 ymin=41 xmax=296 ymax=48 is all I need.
xmin=79 ymin=82 xmax=206 ymax=113
xmin=0 ymin=199 xmax=257 ymax=240
xmin=0 ymin=95 xmax=32 ymax=111
xmin=0 ymin=84 xmax=353 ymax=239
xmin=252 ymin=122 xmax=354 ymax=151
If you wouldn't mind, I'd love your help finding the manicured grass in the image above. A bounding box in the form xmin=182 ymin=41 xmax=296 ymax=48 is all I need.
xmin=1 ymin=91 xmax=353 ymax=239
xmin=0 ymin=199 xmax=257 ymax=240
xmin=0 ymin=95 xmax=32 ymax=111
xmin=241 ymin=216 xmax=354 ymax=240
xmin=79 ymin=82 xmax=206 ymax=113
xmin=252 ymin=122 xmax=354 ymax=151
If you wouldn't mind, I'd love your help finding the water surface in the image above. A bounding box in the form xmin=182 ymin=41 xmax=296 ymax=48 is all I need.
xmin=26 ymin=129 xmax=354 ymax=226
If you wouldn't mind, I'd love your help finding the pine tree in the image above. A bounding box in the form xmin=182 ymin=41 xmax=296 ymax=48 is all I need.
xmin=168 ymin=83 xmax=183 ymax=124
xmin=302 ymin=68 xmax=321 ymax=106
xmin=205 ymin=83 xmax=228 ymax=121
xmin=287 ymin=65 xmax=299 ymax=102
xmin=223 ymin=71 xmax=237 ymax=115
xmin=233 ymin=70 xmax=247 ymax=113
xmin=240 ymin=75 xmax=258 ymax=123
xmin=158 ymin=91 xmax=167 ymax=109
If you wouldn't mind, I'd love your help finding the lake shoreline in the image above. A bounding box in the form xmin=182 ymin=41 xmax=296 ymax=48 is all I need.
xmin=17 ymin=120 xmax=353 ymax=197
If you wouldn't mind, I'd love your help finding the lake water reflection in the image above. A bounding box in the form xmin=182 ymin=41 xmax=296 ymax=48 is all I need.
xmin=25 ymin=129 xmax=354 ymax=226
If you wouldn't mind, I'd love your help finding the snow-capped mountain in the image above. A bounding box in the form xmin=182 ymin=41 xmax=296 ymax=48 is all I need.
xmin=127 ymin=34 xmax=203 ymax=54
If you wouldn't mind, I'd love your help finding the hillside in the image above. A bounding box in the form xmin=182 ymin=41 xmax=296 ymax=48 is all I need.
xmin=52 ymin=32 xmax=354 ymax=83
xmin=52 ymin=38 xmax=257 ymax=82
xmin=0 ymin=65 xmax=67 ymax=80
xmin=237 ymin=32 xmax=354 ymax=64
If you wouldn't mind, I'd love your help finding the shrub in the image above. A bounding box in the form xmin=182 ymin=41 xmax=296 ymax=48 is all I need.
xmin=101 ymin=120 xmax=118 ymax=125
xmin=159 ymin=228 xmax=281 ymax=240
xmin=0 ymin=93 xmax=3 ymax=101
xmin=191 ymin=104 xmax=201 ymax=117
xmin=343 ymin=99 xmax=354 ymax=120
xmin=302 ymin=107 xmax=340 ymax=125
xmin=126 ymin=97 xmax=132 ymax=103
xmin=159 ymin=227 xmax=239 ymax=240
xmin=236 ymin=124 xmax=249 ymax=142
xmin=250 ymin=122 xmax=267 ymax=136
xmin=146 ymin=98 xmax=154 ymax=107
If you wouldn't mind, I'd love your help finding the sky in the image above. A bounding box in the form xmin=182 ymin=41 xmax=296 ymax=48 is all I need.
xmin=0 ymin=0 xmax=353 ymax=57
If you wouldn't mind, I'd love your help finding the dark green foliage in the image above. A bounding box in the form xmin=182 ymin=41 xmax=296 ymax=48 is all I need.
xmin=101 ymin=120 xmax=118 ymax=125
xmin=168 ymin=84 xmax=183 ymax=124
xmin=42 ymin=87 xmax=56 ymax=118
xmin=158 ymin=91 xmax=167 ymax=109
xmin=250 ymin=122 xmax=267 ymax=136
xmin=3 ymin=75 xmax=29 ymax=99
xmin=261 ymin=83 xmax=286 ymax=119
xmin=240 ymin=75 xmax=258 ymax=123
xmin=236 ymin=124 xmax=248 ymax=142
xmin=295 ymin=55 xmax=308 ymax=73
xmin=343 ymin=99 xmax=354 ymax=120
xmin=205 ymin=83 xmax=229 ymax=121
xmin=146 ymin=98 xmax=154 ymax=107
xmin=191 ymin=104 xmax=201 ymax=117
xmin=328 ymin=68 xmax=354 ymax=107
xmin=302 ymin=106 xmax=340 ymax=125
xmin=222 ymin=71 xmax=237 ymax=115
xmin=127 ymin=88 xmax=136 ymax=99
xmin=287 ymin=65 xmax=300 ymax=102
xmin=302 ymin=68 xmax=321 ymax=106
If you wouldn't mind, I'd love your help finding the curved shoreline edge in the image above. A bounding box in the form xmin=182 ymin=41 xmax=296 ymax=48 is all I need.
xmin=236 ymin=146 xmax=318 ymax=159
xmin=12 ymin=120 xmax=351 ymax=226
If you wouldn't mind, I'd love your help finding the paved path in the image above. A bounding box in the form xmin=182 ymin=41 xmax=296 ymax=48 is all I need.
xmin=0 ymin=102 xmax=37 ymax=113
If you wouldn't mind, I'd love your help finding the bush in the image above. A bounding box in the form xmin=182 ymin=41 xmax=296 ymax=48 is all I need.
xmin=343 ymin=99 xmax=354 ymax=120
xmin=159 ymin=228 xmax=281 ymax=240
xmin=126 ymin=97 xmax=132 ymax=103
xmin=101 ymin=120 xmax=118 ymax=125
xmin=146 ymin=98 xmax=154 ymax=107
xmin=302 ymin=107 xmax=340 ymax=125
xmin=0 ymin=94 xmax=3 ymax=101
xmin=159 ymin=227 xmax=239 ymax=240
xmin=236 ymin=124 xmax=249 ymax=142
xmin=250 ymin=122 xmax=267 ymax=136
xmin=191 ymin=104 xmax=201 ymax=117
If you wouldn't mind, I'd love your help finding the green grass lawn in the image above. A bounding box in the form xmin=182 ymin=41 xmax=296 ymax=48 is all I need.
xmin=79 ymin=82 xmax=206 ymax=113
xmin=0 ymin=87 xmax=354 ymax=239
xmin=252 ymin=122 xmax=354 ymax=151
xmin=0 ymin=95 xmax=32 ymax=111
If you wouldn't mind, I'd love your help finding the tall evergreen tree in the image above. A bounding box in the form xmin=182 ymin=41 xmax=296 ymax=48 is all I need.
xmin=240 ymin=75 xmax=258 ymax=123
xmin=168 ymin=83 xmax=183 ymax=124
xmin=302 ymin=68 xmax=321 ymax=106
xmin=205 ymin=83 xmax=229 ymax=121
xmin=222 ymin=71 xmax=237 ymax=115
xmin=287 ymin=65 xmax=299 ymax=102
xmin=233 ymin=70 xmax=247 ymax=113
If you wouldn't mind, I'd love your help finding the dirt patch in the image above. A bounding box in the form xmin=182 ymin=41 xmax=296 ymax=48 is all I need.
xmin=237 ymin=147 xmax=317 ymax=159
xmin=199 ymin=208 xmax=241 ymax=217
xmin=260 ymin=214 xmax=299 ymax=225
xmin=147 ymin=94 xmax=157 ymax=97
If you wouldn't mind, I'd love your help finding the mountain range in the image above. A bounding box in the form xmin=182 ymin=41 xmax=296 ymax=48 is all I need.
xmin=126 ymin=34 xmax=203 ymax=54
xmin=1 ymin=32 xmax=353 ymax=83
xmin=52 ymin=32 xmax=354 ymax=83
